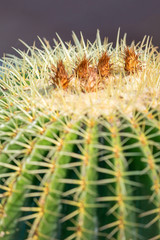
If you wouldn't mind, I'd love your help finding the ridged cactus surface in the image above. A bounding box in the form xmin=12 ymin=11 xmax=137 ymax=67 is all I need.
xmin=0 ymin=30 xmax=160 ymax=240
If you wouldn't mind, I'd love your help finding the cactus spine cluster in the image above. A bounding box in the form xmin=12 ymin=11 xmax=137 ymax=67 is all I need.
xmin=0 ymin=30 xmax=160 ymax=240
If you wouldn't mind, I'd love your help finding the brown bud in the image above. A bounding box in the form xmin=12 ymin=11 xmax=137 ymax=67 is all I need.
xmin=97 ymin=52 xmax=112 ymax=78
xmin=50 ymin=60 xmax=70 ymax=90
xmin=124 ymin=47 xmax=142 ymax=74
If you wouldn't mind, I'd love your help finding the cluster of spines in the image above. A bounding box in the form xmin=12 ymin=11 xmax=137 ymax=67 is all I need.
xmin=0 ymin=96 xmax=160 ymax=240
xmin=0 ymin=98 xmax=62 ymax=239
xmin=50 ymin=46 xmax=141 ymax=92
xmin=132 ymin=111 xmax=160 ymax=233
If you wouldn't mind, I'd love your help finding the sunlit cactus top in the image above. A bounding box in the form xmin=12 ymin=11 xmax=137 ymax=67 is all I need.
xmin=0 ymin=29 xmax=160 ymax=118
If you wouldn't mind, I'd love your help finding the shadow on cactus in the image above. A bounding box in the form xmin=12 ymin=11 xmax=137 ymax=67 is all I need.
xmin=0 ymin=29 xmax=160 ymax=240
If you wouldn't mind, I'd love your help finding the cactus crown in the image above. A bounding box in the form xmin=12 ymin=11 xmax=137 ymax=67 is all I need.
xmin=0 ymin=29 xmax=160 ymax=119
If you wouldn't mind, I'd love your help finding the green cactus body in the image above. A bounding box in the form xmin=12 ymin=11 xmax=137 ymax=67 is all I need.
xmin=0 ymin=30 xmax=160 ymax=240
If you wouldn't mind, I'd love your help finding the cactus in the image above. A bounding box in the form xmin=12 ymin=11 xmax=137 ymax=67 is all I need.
xmin=0 ymin=29 xmax=160 ymax=240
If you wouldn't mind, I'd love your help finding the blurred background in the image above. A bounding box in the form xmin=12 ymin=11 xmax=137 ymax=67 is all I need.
xmin=0 ymin=0 xmax=160 ymax=57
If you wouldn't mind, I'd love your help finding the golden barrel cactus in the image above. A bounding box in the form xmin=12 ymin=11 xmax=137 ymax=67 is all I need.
xmin=0 ymin=30 xmax=160 ymax=240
